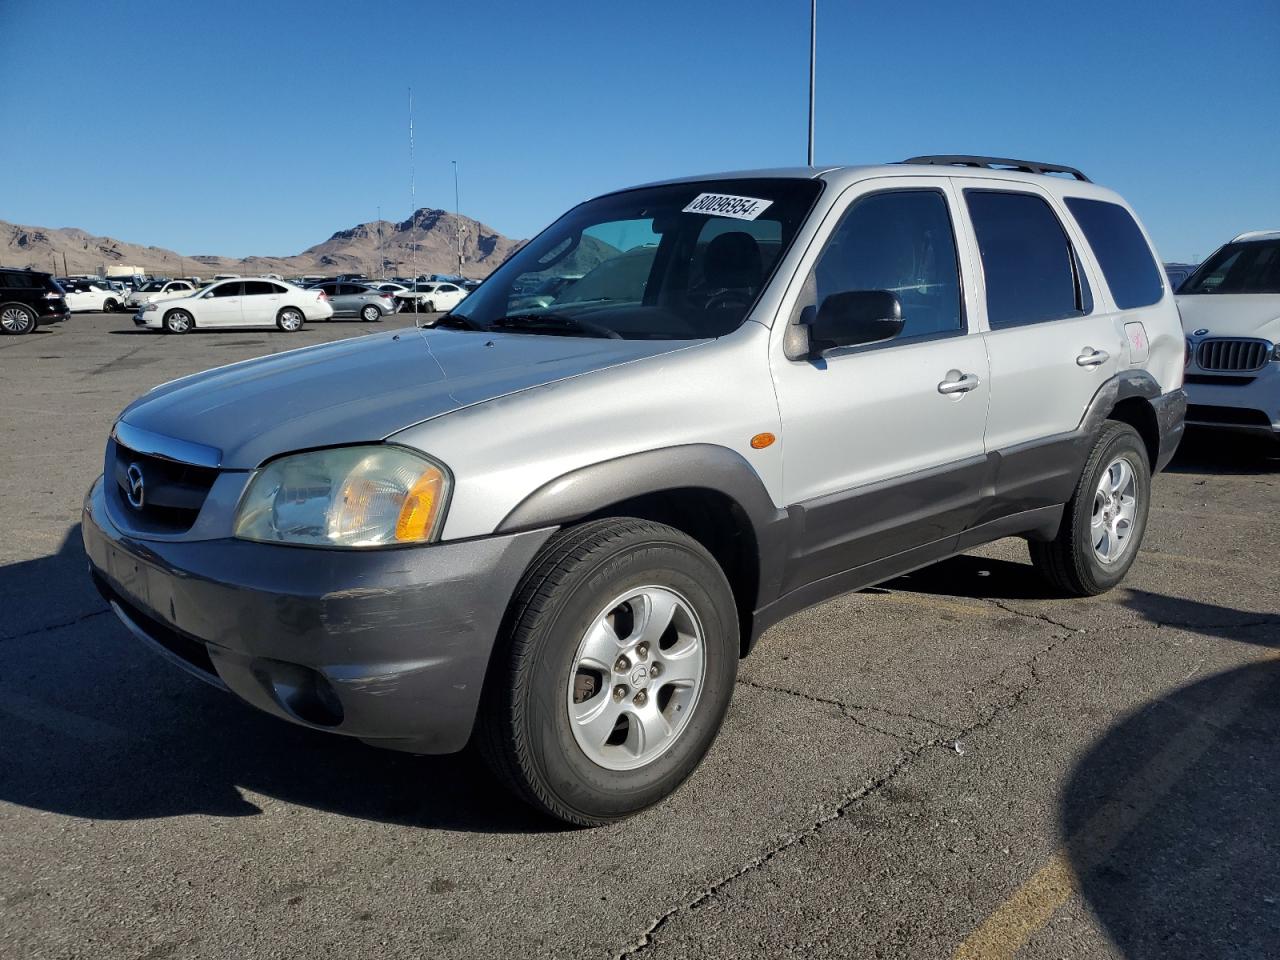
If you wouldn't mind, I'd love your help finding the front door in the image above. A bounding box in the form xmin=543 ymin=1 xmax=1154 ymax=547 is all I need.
xmin=197 ymin=281 xmax=244 ymax=327
xmin=770 ymin=179 xmax=991 ymax=593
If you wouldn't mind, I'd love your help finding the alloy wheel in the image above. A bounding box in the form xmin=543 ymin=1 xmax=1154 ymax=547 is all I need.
xmin=1091 ymin=456 xmax=1138 ymax=564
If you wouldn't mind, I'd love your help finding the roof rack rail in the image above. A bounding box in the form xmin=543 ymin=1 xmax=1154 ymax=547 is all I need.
xmin=902 ymin=155 xmax=1091 ymax=183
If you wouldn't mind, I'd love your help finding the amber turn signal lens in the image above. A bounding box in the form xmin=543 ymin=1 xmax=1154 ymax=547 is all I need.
xmin=750 ymin=432 xmax=776 ymax=449
xmin=395 ymin=467 xmax=446 ymax=542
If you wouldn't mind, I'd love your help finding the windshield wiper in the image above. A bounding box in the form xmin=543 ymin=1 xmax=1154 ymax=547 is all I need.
xmin=490 ymin=313 xmax=621 ymax=339
xmin=433 ymin=312 xmax=486 ymax=331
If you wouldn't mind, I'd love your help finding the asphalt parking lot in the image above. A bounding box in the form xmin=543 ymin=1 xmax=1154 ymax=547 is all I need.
xmin=2 ymin=311 xmax=1278 ymax=960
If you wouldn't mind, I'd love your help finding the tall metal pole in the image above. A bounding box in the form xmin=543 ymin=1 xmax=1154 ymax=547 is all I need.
xmin=409 ymin=87 xmax=417 ymax=286
xmin=452 ymin=160 xmax=462 ymax=278
xmin=807 ymin=0 xmax=816 ymax=166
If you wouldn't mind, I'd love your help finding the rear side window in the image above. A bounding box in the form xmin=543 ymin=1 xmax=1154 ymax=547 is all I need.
xmin=243 ymin=281 xmax=276 ymax=296
xmin=965 ymin=190 xmax=1088 ymax=329
xmin=812 ymin=189 xmax=963 ymax=340
xmin=1064 ymin=198 xmax=1163 ymax=308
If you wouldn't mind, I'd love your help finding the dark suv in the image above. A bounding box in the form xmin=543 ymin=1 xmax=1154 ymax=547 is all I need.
xmin=0 ymin=267 xmax=69 ymax=334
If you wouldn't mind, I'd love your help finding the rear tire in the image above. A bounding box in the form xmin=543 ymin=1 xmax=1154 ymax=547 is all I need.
xmin=477 ymin=518 xmax=738 ymax=826
xmin=0 ymin=305 xmax=37 ymax=335
xmin=1030 ymin=421 xmax=1151 ymax=596
xmin=276 ymin=307 xmax=304 ymax=332
xmin=162 ymin=309 xmax=192 ymax=334
xmin=361 ymin=304 xmax=380 ymax=322
xmin=424 ymin=300 xmax=436 ymax=313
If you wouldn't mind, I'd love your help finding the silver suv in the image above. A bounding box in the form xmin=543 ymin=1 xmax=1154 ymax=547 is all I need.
xmin=84 ymin=156 xmax=1186 ymax=825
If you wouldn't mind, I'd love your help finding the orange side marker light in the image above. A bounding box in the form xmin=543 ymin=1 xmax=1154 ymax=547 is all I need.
xmin=750 ymin=432 xmax=776 ymax=449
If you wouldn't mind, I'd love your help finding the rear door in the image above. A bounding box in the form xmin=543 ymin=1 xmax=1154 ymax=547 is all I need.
xmin=196 ymin=281 xmax=244 ymax=327
xmin=770 ymin=177 xmax=991 ymax=591
xmin=953 ymin=179 xmax=1123 ymax=515
xmin=241 ymin=280 xmax=284 ymax=325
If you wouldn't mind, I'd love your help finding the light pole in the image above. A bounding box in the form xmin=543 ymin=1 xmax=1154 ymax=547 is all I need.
xmin=452 ymin=159 xmax=462 ymax=278
xmin=807 ymin=0 xmax=816 ymax=166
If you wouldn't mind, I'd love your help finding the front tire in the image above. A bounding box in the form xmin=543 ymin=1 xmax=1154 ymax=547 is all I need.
xmin=0 ymin=305 xmax=37 ymax=335
xmin=478 ymin=518 xmax=739 ymax=826
xmin=424 ymin=300 xmax=436 ymax=313
xmin=276 ymin=307 xmax=304 ymax=332
xmin=163 ymin=309 xmax=192 ymax=334
xmin=103 ymin=298 xmax=119 ymax=313
xmin=1030 ymin=421 xmax=1151 ymax=596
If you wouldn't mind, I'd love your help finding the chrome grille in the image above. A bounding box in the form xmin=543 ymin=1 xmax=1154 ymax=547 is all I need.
xmin=1195 ymin=338 xmax=1270 ymax=372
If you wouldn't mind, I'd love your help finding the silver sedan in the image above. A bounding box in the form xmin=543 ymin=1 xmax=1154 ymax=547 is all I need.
xmin=310 ymin=281 xmax=397 ymax=321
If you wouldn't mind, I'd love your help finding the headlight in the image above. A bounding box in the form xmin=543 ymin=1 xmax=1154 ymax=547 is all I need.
xmin=234 ymin=445 xmax=450 ymax=548
xmin=144 ymin=302 xmax=159 ymax=312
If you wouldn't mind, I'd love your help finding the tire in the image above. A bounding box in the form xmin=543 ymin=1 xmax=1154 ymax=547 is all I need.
xmin=477 ymin=518 xmax=739 ymax=826
xmin=163 ymin=309 xmax=193 ymax=334
xmin=276 ymin=307 xmax=304 ymax=332
xmin=103 ymin=298 xmax=119 ymax=313
xmin=1030 ymin=421 xmax=1151 ymax=596
xmin=360 ymin=304 xmax=381 ymax=322
xmin=424 ymin=300 xmax=435 ymax=313
xmin=0 ymin=304 xmax=38 ymax=335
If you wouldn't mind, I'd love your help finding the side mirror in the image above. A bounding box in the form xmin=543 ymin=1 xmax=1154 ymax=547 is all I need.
xmin=806 ymin=290 xmax=905 ymax=356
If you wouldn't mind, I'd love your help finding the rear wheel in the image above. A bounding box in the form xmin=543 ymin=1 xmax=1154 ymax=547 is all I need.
xmin=0 ymin=305 xmax=37 ymax=335
xmin=424 ymin=300 xmax=436 ymax=313
xmin=360 ymin=304 xmax=381 ymax=322
xmin=276 ymin=307 xmax=304 ymax=332
xmin=1030 ymin=421 xmax=1151 ymax=596
xmin=478 ymin=518 xmax=738 ymax=826
xmin=163 ymin=309 xmax=192 ymax=334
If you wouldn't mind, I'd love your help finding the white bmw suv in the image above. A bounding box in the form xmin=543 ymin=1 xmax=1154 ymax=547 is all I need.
xmin=1177 ymin=231 xmax=1280 ymax=439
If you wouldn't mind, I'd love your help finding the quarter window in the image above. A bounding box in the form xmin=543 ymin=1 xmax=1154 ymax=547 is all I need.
xmin=810 ymin=189 xmax=963 ymax=340
xmin=965 ymin=190 xmax=1088 ymax=329
xmin=1064 ymin=198 xmax=1164 ymax=309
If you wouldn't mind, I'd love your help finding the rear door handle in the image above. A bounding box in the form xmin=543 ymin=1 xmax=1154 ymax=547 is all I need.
xmin=938 ymin=372 xmax=981 ymax=395
xmin=1076 ymin=348 xmax=1110 ymax=367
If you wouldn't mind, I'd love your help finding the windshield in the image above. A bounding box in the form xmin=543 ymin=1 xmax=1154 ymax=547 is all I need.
xmin=1181 ymin=240 xmax=1280 ymax=295
xmin=451 ymin=178 xmax=822 ymax=339
xmin=140 ymin=281 xmax=165 ymax=291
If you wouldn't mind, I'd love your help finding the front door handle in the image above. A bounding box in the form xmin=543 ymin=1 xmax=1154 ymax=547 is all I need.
xmin=1076 ymin=348 xmax=1110 ymax=367
xmin=938 ymin=372 xmax=981 ymax=395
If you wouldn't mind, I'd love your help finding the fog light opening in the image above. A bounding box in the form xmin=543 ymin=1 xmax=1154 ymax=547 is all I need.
xmin=256 ymin=661 xmax=345 ymax=728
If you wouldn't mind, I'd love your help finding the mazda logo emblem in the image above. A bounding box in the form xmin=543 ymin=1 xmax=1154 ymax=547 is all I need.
xmin=125 ymin=463 xmax=145 ymax=510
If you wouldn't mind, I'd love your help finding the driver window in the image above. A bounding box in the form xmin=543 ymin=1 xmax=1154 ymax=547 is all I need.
xmin=210 ymin=282 xmax=242 ymax=298
xmin=807 ymin=190 xmax=963 ymax=340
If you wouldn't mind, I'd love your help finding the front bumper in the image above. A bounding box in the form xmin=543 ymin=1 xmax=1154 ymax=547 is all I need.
xmin=1184 ymin=362 xmax=1280 ymax=437
xmin=82 ymin=476 xmax=554 ymax=753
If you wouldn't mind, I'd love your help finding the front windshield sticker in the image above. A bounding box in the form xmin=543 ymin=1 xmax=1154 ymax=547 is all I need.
xmin=682 ymin=193 xmax=774 ymax=221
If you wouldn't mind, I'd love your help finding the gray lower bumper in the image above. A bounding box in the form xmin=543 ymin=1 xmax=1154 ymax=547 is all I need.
xmin=82 ymin=477 xmax=554 ymax=753
xmin=1152 ymin=387 xmax=1188 ymax=473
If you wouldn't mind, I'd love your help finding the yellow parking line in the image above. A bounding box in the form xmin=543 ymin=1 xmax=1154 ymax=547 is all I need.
xmin=952 ymin=650 xmax=1280 ymax=960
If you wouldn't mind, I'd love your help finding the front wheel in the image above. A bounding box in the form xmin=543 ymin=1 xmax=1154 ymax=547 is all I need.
xmin=477 ymin=518 xmax=738 ymax=826
xmin=1030 ymin=421 xmax=1151 ymax=596
xmin=276 ymin=307 xmax=304 ymax=332
xmin=424 ymin=300 xmax=435 ymax=313
xmin=163 ymin=309 xmax=192 ymax=334
xmin=103 ymin=298 xmax=119 ymax=313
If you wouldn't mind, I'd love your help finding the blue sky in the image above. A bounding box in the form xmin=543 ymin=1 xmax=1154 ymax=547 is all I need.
xmin=3 ymin=0 xmax=1276 ymax=262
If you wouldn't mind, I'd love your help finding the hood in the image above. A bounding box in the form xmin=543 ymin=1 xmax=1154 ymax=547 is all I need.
xmin=119 ymin=328 xmax=700 ymax=469
xmin=1177 ymin=294 xmax=1280 ymax=342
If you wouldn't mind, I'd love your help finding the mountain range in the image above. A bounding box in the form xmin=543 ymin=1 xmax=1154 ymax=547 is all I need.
xmin=0 ymin=209 xmax=523 ymax=279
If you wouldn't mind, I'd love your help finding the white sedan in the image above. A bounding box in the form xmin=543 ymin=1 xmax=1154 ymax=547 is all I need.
xmin=124 ymin=279 xmax=200 ymax=310
xmin=61 ymin=280 xmax=124 ymax=313
xmin=393 ymin=281 xmax=469 ymax=313
xmin=135 ymin=278 xmax=334 ymax=333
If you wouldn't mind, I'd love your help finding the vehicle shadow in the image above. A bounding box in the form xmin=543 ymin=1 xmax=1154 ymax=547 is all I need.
xmin=1167 ymin=428 xmax=1279 ymax=475
xmin=1059 ymin=597 xmax=1280 ymax=958
xmin=0 ymin=526 xmax=559 ymax=834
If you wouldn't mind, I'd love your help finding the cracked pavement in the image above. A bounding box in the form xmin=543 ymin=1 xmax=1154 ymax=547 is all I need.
xmin=2 ymin=313 xmax=1278 ymax=959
